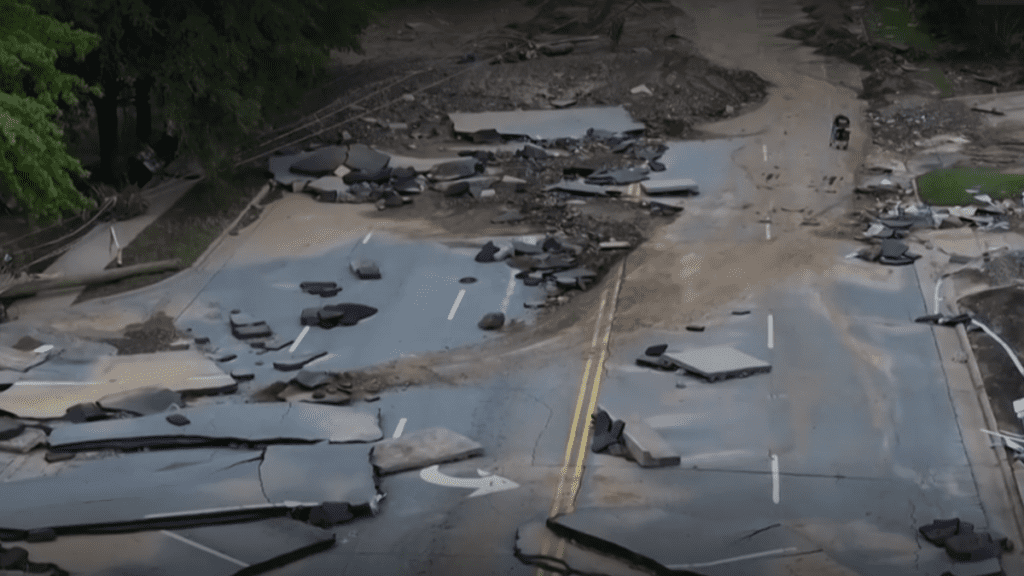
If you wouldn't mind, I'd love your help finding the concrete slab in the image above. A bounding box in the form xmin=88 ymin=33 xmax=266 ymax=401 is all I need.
xmin=371 ymin=427 xmax=484 ymax=475
xmin=449 ymin=107 xmax=644 ymax=140
xmin=261 ymin=444 xmax=377 ymax=509
xmin=662 ymin=345 xmax=771 ymax=382
xmin=48 ymin=403 xmax=382 ymax=451
xmin=16 ymin=518 xmax=335 ymax=576
xmin=0 ymin=351 xmax=235 ymax=418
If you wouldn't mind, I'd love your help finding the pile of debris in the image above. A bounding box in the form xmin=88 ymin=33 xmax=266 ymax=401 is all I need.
xmin=919 ymin=518 xmax=1012 ymax=567
xmin=474 ymin=233 xmax=597 ymax=308
xmin=268 ymin=143 xmax=419 ymax=210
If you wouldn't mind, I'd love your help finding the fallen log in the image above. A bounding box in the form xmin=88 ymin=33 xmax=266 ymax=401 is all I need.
xmin=0 ymin=258 xmax=182 ymax=299
xmin=971 ymin=107 xmax=1006 ymax=116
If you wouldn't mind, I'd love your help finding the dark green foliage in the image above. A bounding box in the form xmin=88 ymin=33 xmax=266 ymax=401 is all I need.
xmin=916 ymin=0 xmax=1024 ymax=57
xmin=32 ymin=0 xmax=384 ymax=183
xmin=0 ymin=0 xmax=100 ymax=223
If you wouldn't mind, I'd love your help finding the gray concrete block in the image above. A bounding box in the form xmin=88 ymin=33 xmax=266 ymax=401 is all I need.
xmin=598 ymin=405 xmax=680 ymax=468
xmin=371 ymin=427 xmax=484 ymax=475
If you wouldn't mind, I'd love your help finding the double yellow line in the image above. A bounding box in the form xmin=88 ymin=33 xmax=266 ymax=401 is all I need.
xmin=536 ymin=260 xmax=625 ymax=573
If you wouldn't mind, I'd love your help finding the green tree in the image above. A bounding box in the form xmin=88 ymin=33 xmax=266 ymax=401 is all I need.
xmin=34 ymin=0 xmax=381 ymax=185
xmin=0 ymin=0 xmax=100 ymax=223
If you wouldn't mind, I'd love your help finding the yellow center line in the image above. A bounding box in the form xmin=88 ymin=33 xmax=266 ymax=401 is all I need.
xmin=549 ymin=292 xmax=608 ymax=518
xmin=537 ymin=291 xmax=609 ymax=576
xmin=567 ymin=261 xmax=625 ymax=513
xmin=537 ymin=261 xmax=627 ymax=575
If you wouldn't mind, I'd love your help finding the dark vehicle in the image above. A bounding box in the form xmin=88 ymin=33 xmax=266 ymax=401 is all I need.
xmin=830 ymin=115 xmax=850 ymax=150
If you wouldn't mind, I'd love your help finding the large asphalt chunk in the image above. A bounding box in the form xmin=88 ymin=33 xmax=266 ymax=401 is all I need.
xmin=476 ymin=241 xmax=500 ymax=262
xmin=946 ymin=532 xmax=1003 ymax=562
xmin=478 ymin=312 xmax=505 ymax=330
xmin=429 ymin=157 xmax=481 ymax=181
xmin=371 ymin=427 xmax=484 ymax=475
xmin=0 ymin=416 xmax=26 ymax=441
xmin=344 ymin=143 xmax=390 ymax=173
xmin=48 ymin=403 xmax=382 ymax=451
xmin=350 ymin=259 xmax=382 ymax=280
xmin=97 ymin=387 xmax=182 ymax=416
xmin=274 ymin=351 xmax=327 ymax=371
xmin=261 ymin=444 xmax=377 ymax=511
xmin=232 ymin=321 xmax=272 ymax=340
xmin=325 ymin=303 xmax=378 ymax=326
xmin=290 ymin=145 xmax=348 ymax=176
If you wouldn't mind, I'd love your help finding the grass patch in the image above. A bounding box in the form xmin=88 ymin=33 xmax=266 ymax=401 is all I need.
xmin=74 ymin=167 xmax=268 ymax=303
xmin=865 ymin=0 xmax=938 ymax=53
xmin=920 ymin=65 xmax=954 ymax=98
xmin=917 ymin=166 xmax=1024 ymax=206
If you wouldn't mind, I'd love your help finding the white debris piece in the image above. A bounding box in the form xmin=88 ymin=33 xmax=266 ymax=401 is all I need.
xmin=630 ymin=84 xmax=653 ymax=96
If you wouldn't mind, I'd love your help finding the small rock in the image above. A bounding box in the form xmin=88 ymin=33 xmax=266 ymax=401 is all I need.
xmin=478 ymin=312 xmax=505 ymax=330
xmin=166 ymin=414 xmax=191 ymax=426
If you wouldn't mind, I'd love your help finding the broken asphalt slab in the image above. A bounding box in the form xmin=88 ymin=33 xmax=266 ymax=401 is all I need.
xmin=597 ymin=404 xmax=679 ymax=467
xmin=514 ymin=520 xmax=651 ymax=576
xmin=0 ymin=448 xmax=269 ymax=534
xmin=273 ymin=351 xmax=328 ymax=371
xmin=662 ymin=345 xmax=771 ymax=382
xmin=47 ymin=402 xmax=382 ymax=451
xmin=0 ymin=351 xmax=236 ymax=419
xmin=15 ymin=518 xmax=335 ymax=576
xmin=350 ymin=259 xmax=382 ymax=280
xmin=0 ymin=345 xmax=50 ymax=372
xmin=96 ymin=387 xmax=182 ymax=415
xmin=370 ymin=427 xmax=484 ymax=475
xmin=261 ymin=444 xmax=378 ymax=511
xmin=448 ymin=107 xmax=644 ymax=141
xmin=547 ymin=509 xmax=820 ymax=576
xmin=289 ymin=145 xmax=348 ymax=176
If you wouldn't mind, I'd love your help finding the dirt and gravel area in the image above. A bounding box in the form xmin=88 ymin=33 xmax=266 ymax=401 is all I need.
xmin=959 ymin=282 xmax=1024 ymax=433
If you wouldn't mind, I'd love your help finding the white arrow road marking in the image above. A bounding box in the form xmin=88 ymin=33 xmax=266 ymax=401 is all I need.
xmin=762 ymin=144 xmax=767 ymax=163
xmin=289 ymin=326 xmax=310 ymax=353
xmin=499 ymin=269 xmax=517 ymax=314
xmin=767 ymin=314 xmax=774 ymax=350
xmin=448 ymin=289 xmax=466 ymax=320
xmin=162 ymin=530 xmax=250 ymax=568
xmin=933 ymin=277 xmax=943 ymax=315
xmin=419 ymin=464 xmax=519 ymax=498
xmin=392 ymin=418 xmax=407 ymax=439
xmin=765 ymin=223 xmax=771 ymax=241
xmin=771 ymin=453 xmax=780 ymax=504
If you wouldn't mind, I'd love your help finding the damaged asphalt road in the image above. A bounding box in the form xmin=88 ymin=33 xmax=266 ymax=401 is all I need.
xmin=5 ymin=0 xmax=1024 ymax=573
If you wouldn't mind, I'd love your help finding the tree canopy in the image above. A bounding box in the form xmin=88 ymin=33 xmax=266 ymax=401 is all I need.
xmin=34 ymin=0 xmax=382 ymax=181
xmin=0 ymin=0 xmax=100 ymax=223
